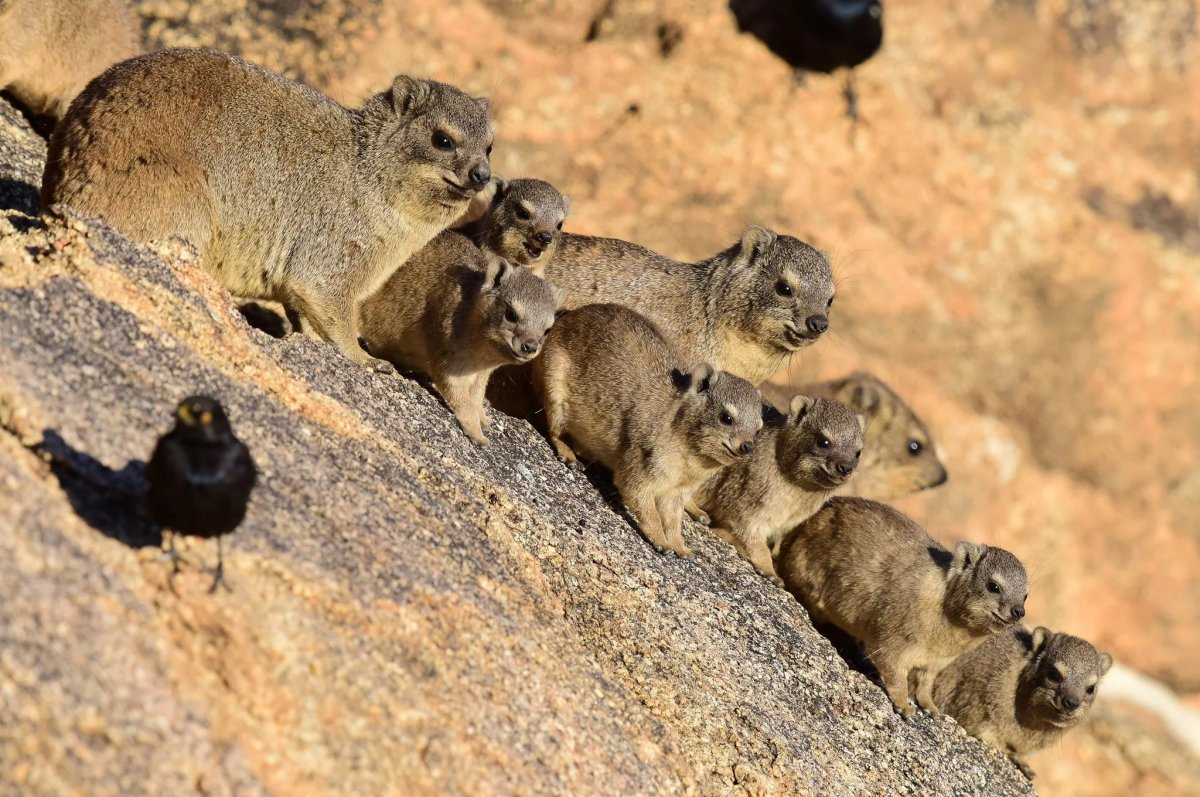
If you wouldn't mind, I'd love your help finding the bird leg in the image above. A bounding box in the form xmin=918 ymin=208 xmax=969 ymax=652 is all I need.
xmin=842 ymin=71 xmax=860 ymax=124
xmin=158 ymin=530 xmax=181 ymax=573
xmin=207 ymin=537 xmax=232 ymax=594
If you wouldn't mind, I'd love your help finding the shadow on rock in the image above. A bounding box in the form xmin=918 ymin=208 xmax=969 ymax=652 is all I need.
xmin=38 ymin=429 xmax=162 ymax=549
xmin=0 ymin=177 xmax=40 ymax=216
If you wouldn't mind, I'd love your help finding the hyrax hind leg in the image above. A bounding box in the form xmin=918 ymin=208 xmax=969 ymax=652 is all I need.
xmin=288 ymin=285 xmax=393 ymax=372
xmin=438 ymin=372 xmax=491 ymax=445
xmin=715 ymin=527 xmax=781 ymax=584
xmin=615 ymin=468 xmax=688 ymax=557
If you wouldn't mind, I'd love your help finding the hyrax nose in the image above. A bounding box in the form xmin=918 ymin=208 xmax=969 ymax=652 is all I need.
xmin=535 ymin=231 xmax=554 ymax=246
xmin=1062 ymin=696 xmax=1081 ymax=710
xmin=738 ymin=440 xmax=755 ymax=456
xmin=806 ymin=315 xmax=829 ymax=335
xmin=521 ymin=340 xmax=538 ymax=355
xmin=468 ymin=162 xmax=491 ymax=189
xmin=1011 ymin=605 xmax=1025 ymax=620
xmin=835 ymin=461 xmax=854 ymax=476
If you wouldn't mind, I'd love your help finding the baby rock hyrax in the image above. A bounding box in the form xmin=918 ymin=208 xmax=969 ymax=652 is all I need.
xmin=693 ymin=395 xmax=863 ymax=582
xmin=359 ymin=231 xmax=562 ymax=444
xmin=532 ymin=303 xmax=763 ymax=557
xmin=546 ymin=226 xmax=835 ymax=385
xmin=0 ymin=0 xmax=140 ymax=129
xmin=42 ymin=48 xmax=494 ymax=369
xmin=934 ymin=626 xmax=1112 ymax=779
xmin=763 ymin=371 xmax=948 ymax=499
xmin=457 ymin=178 xmax=570 ymax=275
xmin=778 ymin=497 xmax=1029 ymax=717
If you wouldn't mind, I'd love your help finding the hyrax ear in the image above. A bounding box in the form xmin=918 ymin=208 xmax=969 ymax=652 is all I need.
xmin=737 ymin=225 xmax=777 ymax=267
xmin=483 ymin=254 xmax=512 ymax=288
xmin=788 ymin=394 xmax=814 ymax=422
xmin=1030 ymin=627 xmax=1051 ymax=655
xmin=951 ymin=541 xmax=983 ymax=574
xmin=842 ymin=377 xmax=883 ymax=415
xmin=389 ymin=75 xmax=433 ymax=116
xmin=1098 ymin=652 xmax=1113 ymax=676
xmin=855 ymin=413 xmax=868 ymax=434
xmin=690 ymin=363 xmax=717 ymax=395
xmin=492 ymin=176 xmax=510 ymax=201
xmin=561 ymin=195 xmax=572 ymax=218
xmin=550 ymin=284 xmax=567 ymax=311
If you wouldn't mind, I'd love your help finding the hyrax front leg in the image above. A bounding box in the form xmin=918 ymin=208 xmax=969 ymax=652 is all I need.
xmin=913 ymin=666 xmax=942 ymax=717
xmin=537 ymin=358 xmax=582 ymax=468
xmin=715 ymin=527 xmax=782 ymax=584
xmin=875 ymin=656 xmax=916 ymax=718
xmin=684 ymin=499 xmax=711 ymax=526
xmin=615 ymin=472 xmax=686 ymax=557
xmin=439 ymin=373 xmax=490 ymax=445
xmin=656 ymin=494 xmax=692 ymax=558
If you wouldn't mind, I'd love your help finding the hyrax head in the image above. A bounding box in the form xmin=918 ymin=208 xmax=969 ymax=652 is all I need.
xmin=714 ymin=226 xmax=835 ymax=353
xmin=775 ymin=395 xmax=865 ymax=490
xmin=1022 ymin=628 xmax=1112 ymax=728
xmin=944 ymin=543 xmax=1029 ymax=632
xmin=485 ymin=178 xmax=571 ymax=267
xmin=833 ymin=372 xmax=948 ymax=495
xmin=669 ymin=365 xmax=763 ymax=466
xmin=477 ymin=254 xmax=565 ymax=364
xmin=367 ymin=76 xmax=494 ymax=213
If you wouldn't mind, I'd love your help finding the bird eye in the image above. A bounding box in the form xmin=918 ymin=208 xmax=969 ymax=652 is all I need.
xmin=775 ymin=281 xmax=793 ymax=297
xmin=515 ymin=206 xmax=532 ymax=222
xmin=432 ymin=131 xmax=454 ymax=151
xmin=719 ymin=412 xmax=733 ymax=426
xmin=908 ymin=440 xmax=923 ymax=456
xmin=504 ymin=308 xmax=518 ymax=323
xmin=817 ymin=436 xmax=830 ymax=448
xmin=987 ymin=581 xmax=1000 ymax=594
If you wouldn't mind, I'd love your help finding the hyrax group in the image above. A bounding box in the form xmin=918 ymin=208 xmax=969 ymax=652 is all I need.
xmin=3 ymin=0 xmax=1112 ymax=781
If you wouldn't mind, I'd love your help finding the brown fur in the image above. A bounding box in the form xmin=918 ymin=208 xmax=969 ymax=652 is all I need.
xmin=693 ymin=396 xmax=864 ymax=582
xmin=763 ymin=372 xmax=948 ymax=499
xmin=359 ymin=231 xmax=563 ymax=444
xmin=532 ymin=303 xmax=763 ymax=557
xmin=456 ymin=177 xmax=570 ymax=276
xmin=545 ymin=226 xmax=835 ymax=385
xmin=0 ymin=0 xmax=140 ymax=126
xmin=42 ymin=48 xmax=494 ymax=368
xmin=778 ymin=498 xmax=1029 ymax=717
xmin=934 ymin=626 xmax=1112 ymax=779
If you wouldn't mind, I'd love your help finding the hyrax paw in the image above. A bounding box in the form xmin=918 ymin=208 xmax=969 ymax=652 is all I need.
xmin=370 ymin=358 xmax=395 ymax=375
xmin=557 ymin=455 xmax=584 ymax=472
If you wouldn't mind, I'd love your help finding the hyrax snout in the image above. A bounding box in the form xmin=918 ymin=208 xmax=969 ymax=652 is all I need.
xmin=42 ymin=48 xmax=494 ymax=369
xmin=778 ymin=497 xmax=1029 ymax=717
xmin=359 ymin=231 xmax=563 ymax=444
xmin=933 ymin=626 xmax=1111 ymax=779
xmin=694 ymin=394 xmax=864 ymax=582
xmin=532 ymin=303 xmax=763 ymax=557
xmin=459 ymin=177 xmax=570 ymax=275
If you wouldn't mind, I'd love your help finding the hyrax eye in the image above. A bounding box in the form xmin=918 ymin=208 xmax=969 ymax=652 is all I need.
xmin=827 ymin=296 xmax=835 ymax=309
xmin=775 ymin=281 xmax=793 ymax=297
xmin=432 ymin=131 xmax=455 ymax=151
xmin=504 ymin=308 xmax=518 ymax=323
xmin=486 ymin=143 xmax=493 ymax=157
xmin=908 ymin=439 xmax=923 ymax=455
xmin=556 ymin=220 xmax=564 ymax=230
xmin=719 ymin=412 xmax=733 ymax=426
xmin=817 ymin=436 xmax=831 ymax=448
xmin=1086 ymin=684 xmax=1095 ymax=695
xmin=986 ymin=581 xmax=1000 ymax=594
xmin=515 ymin=206 xmax=532 ymax=222
xmin=1048 ymin=669 xmax=1063 ymax=684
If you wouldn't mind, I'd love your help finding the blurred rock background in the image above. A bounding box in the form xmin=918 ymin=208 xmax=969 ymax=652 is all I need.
xmin=2 ymin=0 xmax=1197 ymax=793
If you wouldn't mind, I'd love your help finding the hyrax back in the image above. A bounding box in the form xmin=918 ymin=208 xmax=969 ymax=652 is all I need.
xmin=457 ymin=178 xmax=570 ymax=276
xmin=934 ymin=626 xmax=1112 ymax=779
xmin=545 ymin=226 xmax=835 ymax=385
xmin=763 ymin=371 xmax=948 ymax=499
xmin=694 ymin=395 xmax=863 ymax=582
xmin=42 ymin=48 xmax=494 ymax=368
xmin=359 ymin=231 xmax=562 ymax=444
xmin=778 ymin=497 xmax=1029 ymax=717
xmin=532 ymin=303 xmax=762 ymax=557
xmin=0 ymin=0 xmax=140 ymax=128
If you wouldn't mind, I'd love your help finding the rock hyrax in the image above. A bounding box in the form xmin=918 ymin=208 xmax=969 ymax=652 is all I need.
xmin=545 ymin=226 xmax=835 ymax=385
xmin=692 ymin=395 xmax=863 ymax=582
xmin=41 ymin=48 xmax=494 ymax=368
xmin=457 ymin=177 xmax=570 ymax=275
xmin=359 ymin=231 xmax=562 ymax=444
xmin=934 ymin=626 xmax=1112 ymax=779
xmin=0 ymin=0 xmax=140 ymax=130
xmin=763 ymin=371 xmax=948 ymax=499
xmin=778 ymin=497 xmax=1029 ymax=717
xmin=532 ymin=303 xmax=763 ymax=557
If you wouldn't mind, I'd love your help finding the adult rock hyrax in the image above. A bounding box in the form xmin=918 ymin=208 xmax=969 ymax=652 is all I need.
xmin=359 ymin=231 xmax=562 ymax=444
xmin=457 ymin=177 xmax=570 ymax=276
xmin=0 ymin=0 xmax=140 ymax=131
xmin=778 ymin=497 xmax=1029 ymax=717
xmin=934 ymin=626 xmax=1112 ymax=779
xmin=41 ymin=48 xmax=494 ymax=368
xmin=692 ymin=395 xmax=863 ymax=582
xmin=545 ymin=226 xmax=835 ymax=385
xmin=532 ymin=303 xmax=763 ymax=557
xmin=763 ymin=371 xmax=948 ymax=499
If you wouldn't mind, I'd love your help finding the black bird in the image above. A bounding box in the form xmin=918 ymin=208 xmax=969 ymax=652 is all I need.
xmin=729 ymin=0 xmax=884 ymax=119
xmin=147 ymin=395 xmax=257 ymax=593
